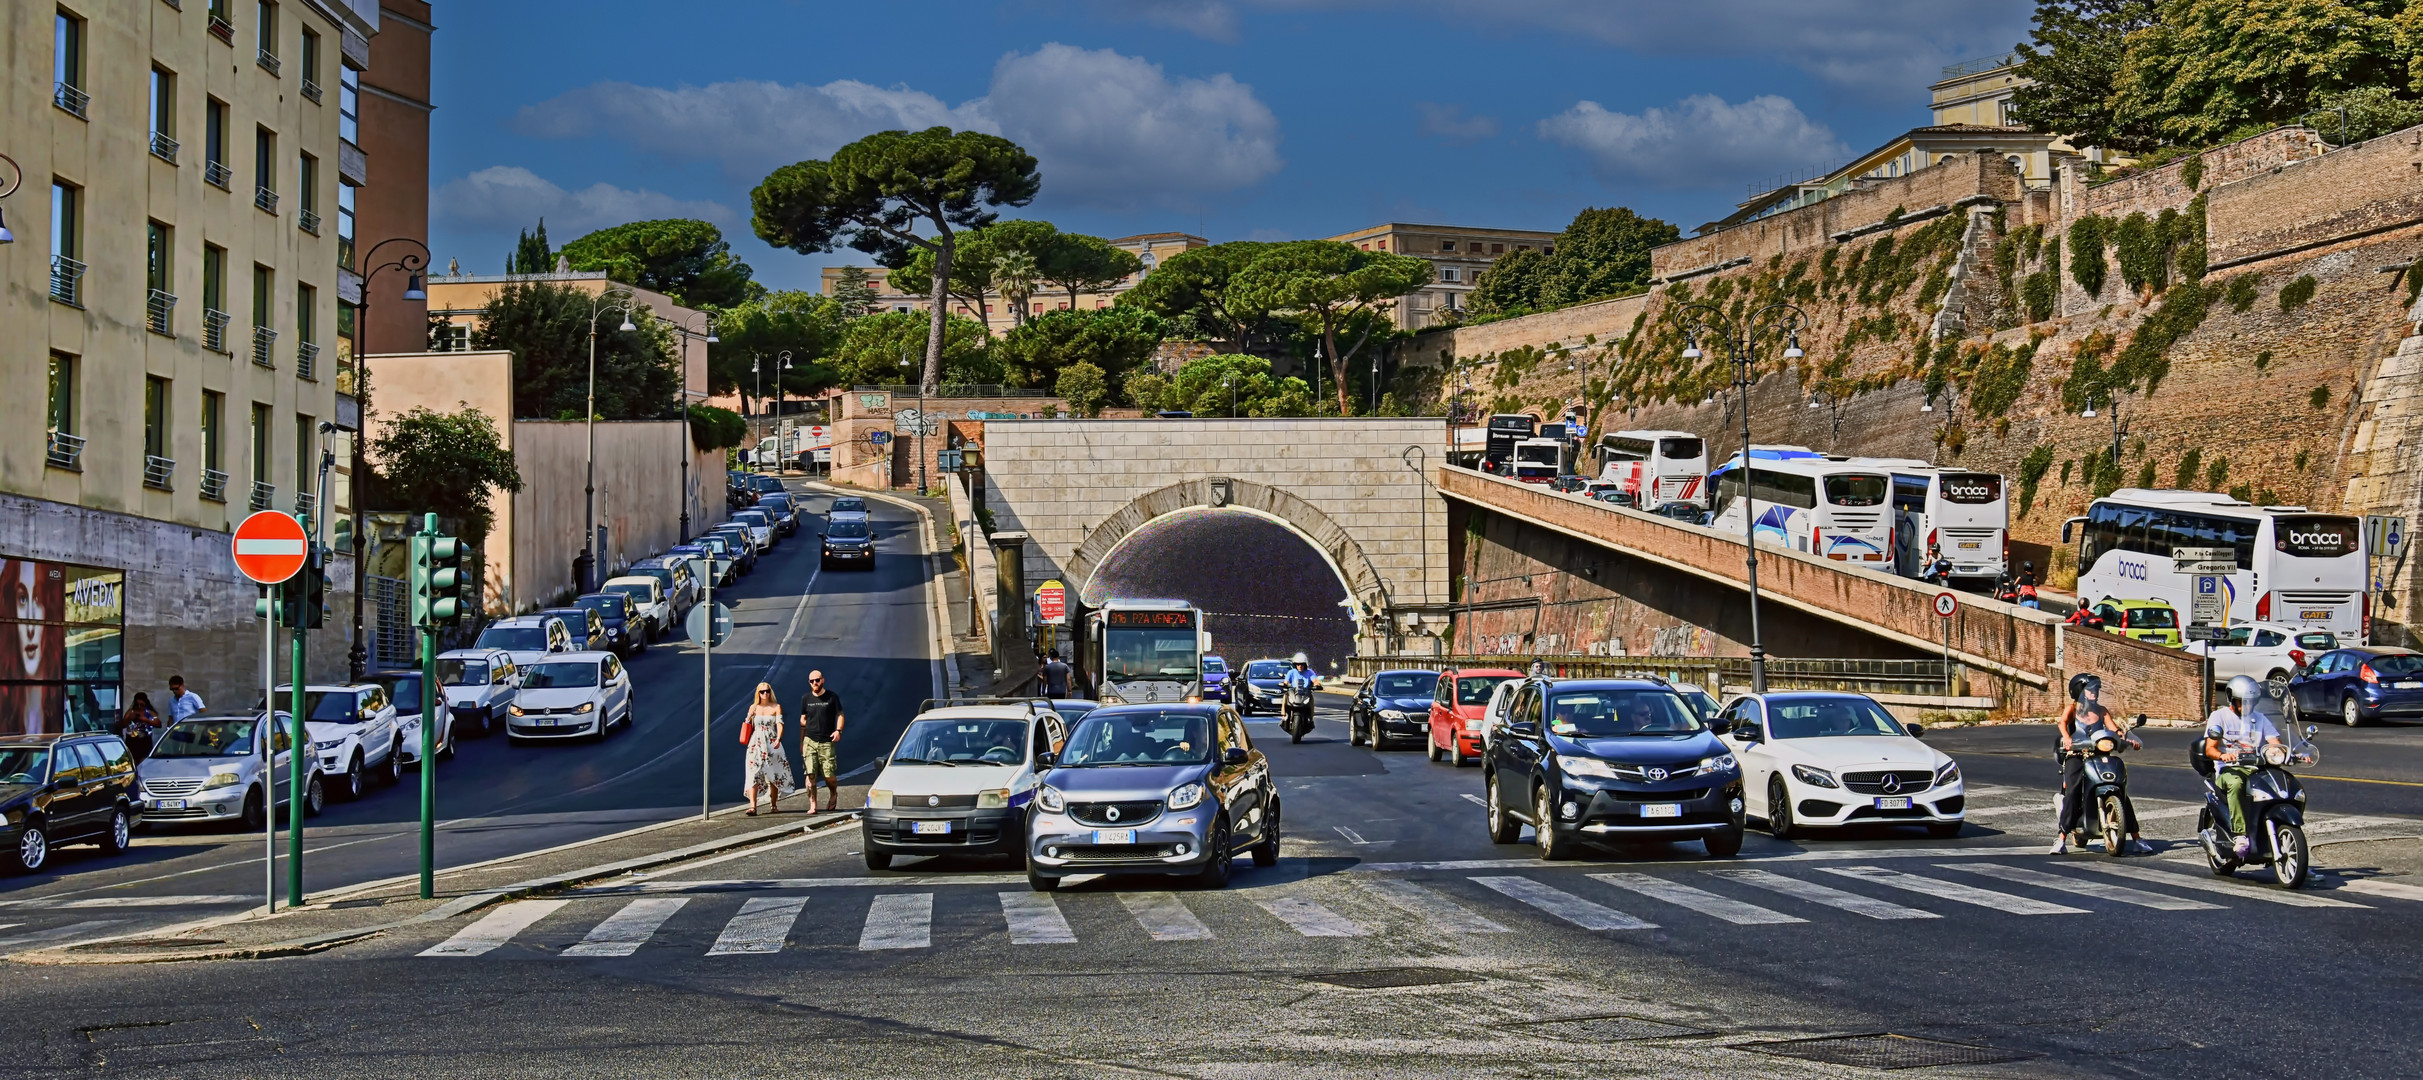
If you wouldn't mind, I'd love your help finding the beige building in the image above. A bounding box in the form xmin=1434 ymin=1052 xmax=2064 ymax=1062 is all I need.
xmin=1323 ymin=222 xmax=1563 ymax=330
xmin=421 ymin=267 xmax=714 ymax=401
xmin=821 ymin=231 xmax=1208 ymax=334
xmin=3 ymin=0 xmax=419 ymax=731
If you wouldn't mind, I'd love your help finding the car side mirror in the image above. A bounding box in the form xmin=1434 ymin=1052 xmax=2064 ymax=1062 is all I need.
xmin=1035 ymin=750 xmax=1055 ymax=767
xmin=1907 ymin=722 xmax=1926 ymax=738
xmin=1224 ymin=747 xmax=1249 ymax=765
xmin=1707 ymin=716 xmax=1734 ymax=734
xmin=1735 ymin=727 xmax=1762 ymax=744
xmin=1508 ymin=721 xmax=1539 ymax=738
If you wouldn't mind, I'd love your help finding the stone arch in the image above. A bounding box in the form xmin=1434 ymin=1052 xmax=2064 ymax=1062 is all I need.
xmin=1066 ymin=477 xmax=1391 ymax=622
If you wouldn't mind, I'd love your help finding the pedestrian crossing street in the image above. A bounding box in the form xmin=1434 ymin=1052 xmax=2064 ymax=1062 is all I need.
xmin=414 ymin=856 xmax=2405 ymax=960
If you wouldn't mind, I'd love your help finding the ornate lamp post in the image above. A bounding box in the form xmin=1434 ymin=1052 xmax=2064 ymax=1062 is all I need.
xmin=348 ymin=237 xmax=429 ymax=679
xmin=1673 ymin=300 xmax=1809 ymax=694
xmin=579 ymin=288 xmax=637 ymax=592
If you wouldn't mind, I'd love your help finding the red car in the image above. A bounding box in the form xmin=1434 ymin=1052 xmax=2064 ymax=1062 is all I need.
xmin=1426 ymin=667 xmax=1524 ymax=766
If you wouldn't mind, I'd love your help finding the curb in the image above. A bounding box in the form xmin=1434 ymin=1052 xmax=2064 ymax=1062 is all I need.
xmin=800 ymin=480 xmax=957 ymax=700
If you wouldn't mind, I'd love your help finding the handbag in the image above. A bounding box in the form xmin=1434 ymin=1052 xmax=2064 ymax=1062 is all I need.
xmin=739 ymin=718 xmax=755 ymax=744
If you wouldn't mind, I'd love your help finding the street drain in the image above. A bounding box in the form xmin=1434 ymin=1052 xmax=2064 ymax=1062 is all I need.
xmin=1303 ymin=967 xmax=1484 ymax=989
xmin=1504 ymin=1014 xmax=1709 ymax=1042
xmin=326 ymin=898 xmax=383 ymax=909
xmin=1743 ymin=1033 xmax=2040 ymax=1070
xmin=67 ymin=938 xmax=225 ymax=951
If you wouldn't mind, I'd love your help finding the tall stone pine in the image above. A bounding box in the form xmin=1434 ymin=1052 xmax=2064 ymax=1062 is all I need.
xmin=508 ymin=218 xmax=552 ymax=274
xmin=1231 ymin=240 xmax=1433 ymax=415
xmin=750 ymin=127 xmax=1040 ymax=393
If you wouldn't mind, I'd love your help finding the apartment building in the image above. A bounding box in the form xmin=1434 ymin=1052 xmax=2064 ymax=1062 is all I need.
xmin=821 ymin=231 xmax=1208 ymax=334
xmin=2 ymin=0 xmax=421 ymax=733
xmin=1324 ymin=222 xmax=1564 ymax=331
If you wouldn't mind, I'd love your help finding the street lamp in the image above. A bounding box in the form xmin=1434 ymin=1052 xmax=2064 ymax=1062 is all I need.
xmin=1672 ymin=299 xmax=1810 ymax=694
xmin=665 ymin=311 xmax=718 ymax=542
xmin=1806 ymin=383 xmax=1848 ymax=451
xmin=348 ymin=236 xmax=430 ymax=679
xmin=1224 ymin=374 xmax=1237 ymax=418
xmin=580 ymin=288 xmax=637 ymax=592
xmin=774 ymin=351 xmax=794 ymax=474
xmin=2082 ymin=390 xmax=2126 ymax=472
xmin=898 ymin=349 xmax=927 ymax=493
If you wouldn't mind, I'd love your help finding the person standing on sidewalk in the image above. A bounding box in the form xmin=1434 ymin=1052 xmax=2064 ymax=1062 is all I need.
xmin=167 ymin=675 xmax=205 ymax=724
xmin=741 ymin=683 xmax=795 ymax=815
xmin=797 ymin=670 xmax=846 ymax=812
xmin=1041 ymin=651 xmax=1072 ymax=699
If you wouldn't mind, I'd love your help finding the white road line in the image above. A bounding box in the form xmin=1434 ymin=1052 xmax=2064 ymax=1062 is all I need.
xmin=1589 ymin=872 xmax=1806 ymax=925
xmin=1357 ymin=845 xmax=2042 ymax=872
xmin=1119 ymin=892 xmax=1213 ymax=941
xmin=2337 ymin=878 xmax=2423 ymax=903
xmin=55 ymin=894 xmax=258 ymax=909
xmin=1357 ymin=878 xmax=1508 ymax=933
xmin=706 ymin=896 xmax=806 ymax=954
xmin=561 ymin=898 xmax=689 ymax=957
xmin=0 ymin=919 xmax=126 ymax=950
xmin=1459 ymin=793 xmax=1489 ymax=809
xmin=859 ymin=893 xmax=933 ymax=950
xmin=1705 ymin=869 xmax=1940 ymax=920
xmin=2066 ymin=861 xmax=2372 ymax=908
xmin=1819 ymin=866 xmax=2087 ymax=915
xmin=998 ymin=892 xmax=1076 ymax=944
xmin=419 ymin=900 xmax=568 ymax=957
xmin=2131 ymin=804 xmax=2208 ymax=822
xmin=2302 ymin=815 xmax=2410 ymax=836
xmin=1960 ymin=784 xmax=2021 ymax=797
xmin=1251 ymin=896 xmax=1367 ymax=937
xmin=1470 ymin=876 xmax=1655 ymax=931
xmin=577 ymin=874 xmax=1028 ymax=894
xmin=1944 ymin=863 xmax=2223 ymax=911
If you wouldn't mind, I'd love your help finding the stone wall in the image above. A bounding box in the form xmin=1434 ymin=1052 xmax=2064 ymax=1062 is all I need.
xmin=830 ymin=391 xmax=1066 ymax=490
xmin=505 ymin=421 xmax=715 ymax=610
xmin=1649 ymin=152 xmax=2024 ymax=281
xmin=2207 ymin=126 xmax=2423 ymax=269
xmin=1397 ymin=294 xmax=1652 ymax=370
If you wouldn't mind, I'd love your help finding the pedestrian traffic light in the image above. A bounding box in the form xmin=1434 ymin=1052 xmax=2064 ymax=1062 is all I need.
xmin=427 ymin=534 xmax=463 ymax=623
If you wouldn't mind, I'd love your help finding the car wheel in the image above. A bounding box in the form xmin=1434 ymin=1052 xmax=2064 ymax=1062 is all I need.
xmin=241 ymin=786 xmax=267 ymax=829
xmin=1767 ymin=778 xmax=1799 ymax=840
xmin=97 ymin=807 xmax=133 ymax=854
xmin=1485 ymin=773 xmax=1522 ymax=844
xmin=1453 ymin=741 xmax=1475 ymax=767
xmin=1349 ymin=713 xmax=1366 ymax=747
xmin=1533 ymin=785 xmax=1570 ymax=861
xmin=7 ymin=819 xmax=48 ymax=873
xmin=1428 ymin=729 xmax=1446 ymax=762
xmin=865 ymin=849 xmax=892 ymax=871
xmin=2266 ymin=669 xmax=2291 ymax=700
xmin=439 ymin=720 xmax=457 ymax=761
xmin=1196 ymin=816 xmax=1234 ymax=888
xmin=1026 ymin=860 xmax=1058 ymax=893
xmin=340 ymin=755 xmax=365 ymax=801
xmin=379 ymin=743 xmax=403 ymax=786
xmin=2343 ymin=695 xmax=2364 ymax=728
xmin=1703 ymin=825 xmax=1743 ymax=858
xmin=304 ymin=773 xmax=326 ymax=817
xmin=1251 ymin=799 xmax=1282 ymax=867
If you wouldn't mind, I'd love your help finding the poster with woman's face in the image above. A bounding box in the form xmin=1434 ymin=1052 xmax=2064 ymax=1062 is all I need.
xmin=2 ymin=560 xmax=65 ymax=682
xmin=0 ymin=558 xmax=101 ymax=736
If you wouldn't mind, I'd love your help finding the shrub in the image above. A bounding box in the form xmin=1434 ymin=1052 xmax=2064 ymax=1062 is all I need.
xmin=2226 ymin=273 xmax=2261 ymax=312
xmin=2068 ymin=215 xmax=2111 ymax=298
xmin=2253 ymin=350 xmax=2272 ymax=373
xmin=2293 ymin=448 xmax=2310 ymax=471
xmin=2173 ymin=448 xmax=2202 ymax=488
xmin=2180 ymin=154 xmax=2205 ymax=191
xmin=2018 ymin=443 xmax=2055 ymax=517
xmin=2021 ymin=270 xmax=2058 ymax=323
xmin=2205 ymin=455 xmax=2229 ymax=490
xmin=2279 ymin=274 xmax=2318 ymax=313
xmin=2310 ymin=384 xmax=2332 ymax=410
xmin=2135 ymin=458 xmax=2158 ymax=488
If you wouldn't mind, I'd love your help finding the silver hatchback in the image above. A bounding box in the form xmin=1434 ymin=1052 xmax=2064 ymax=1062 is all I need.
xmin=137 ymin=713 xmax=324 ymax=829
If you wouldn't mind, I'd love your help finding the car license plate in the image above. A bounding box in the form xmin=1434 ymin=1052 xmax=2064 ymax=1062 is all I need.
xmin=2399 ymin=681 xmax=2422 ymax=690
xmin=157 ymin=799 xmax=186 ymax=810
xmin=1876 ymin=796 xmax=1913 ymax=810
xmin=1093 ymin=829 xmax=1136 ymax=844
xmin=911 ymin=820 xmax=951 ymax=835
xmin=2301 ymin=609 xmax=2332 ymax=620
xmin=1957 ymin=541 xmax=1981 ymax=550
xmin=1640 ymin=804 xmax=1681 ymax=818
xmin=535 ymin=717 xmax=556 ymax=727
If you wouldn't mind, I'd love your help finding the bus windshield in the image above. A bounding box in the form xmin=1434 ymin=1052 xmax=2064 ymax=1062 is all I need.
xmin=1103 ymin=628 xmax=1198 ymax=682
xmin=1658 ymin=437 xmax=1704 ymax=461
xmin=1824 ymin=474 xmax=1890 ymax=506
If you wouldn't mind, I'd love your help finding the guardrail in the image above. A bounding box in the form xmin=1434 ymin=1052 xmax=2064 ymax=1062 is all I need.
xmin=1347 ymin=653 xmax=1962 ymax=698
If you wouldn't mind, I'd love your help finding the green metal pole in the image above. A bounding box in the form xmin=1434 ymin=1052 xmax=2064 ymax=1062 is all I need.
xmin=286 ymin=563 xmax=307 ymax=906
xmin=420 ymin=513 xmax=438 ymax=899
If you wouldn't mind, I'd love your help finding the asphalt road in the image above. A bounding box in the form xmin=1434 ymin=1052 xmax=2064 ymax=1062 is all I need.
xmin=9 ymin=694 xmax=2419 ymax=1078
xmin=0 ymin=484 xmax=938 ymax=941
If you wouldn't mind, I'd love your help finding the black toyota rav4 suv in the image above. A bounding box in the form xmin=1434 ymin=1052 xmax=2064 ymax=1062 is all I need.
xmin=1482 ymin=677 xmax=1746 ymax=859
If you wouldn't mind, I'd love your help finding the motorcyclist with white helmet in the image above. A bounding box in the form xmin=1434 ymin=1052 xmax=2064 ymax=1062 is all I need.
xmin=2205 ymin=674 xmax=2287 ymax=860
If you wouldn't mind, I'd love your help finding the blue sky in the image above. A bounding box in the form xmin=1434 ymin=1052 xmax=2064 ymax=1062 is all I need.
xmin=426 ymin=1 xmax=2037 ymax=293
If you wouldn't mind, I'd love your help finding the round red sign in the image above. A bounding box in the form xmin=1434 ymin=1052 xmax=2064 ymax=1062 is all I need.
xmin=1933 ymin=591 xmax=1959 ymax=619
xmin=232 ymin=511 xmax=310 ymax=584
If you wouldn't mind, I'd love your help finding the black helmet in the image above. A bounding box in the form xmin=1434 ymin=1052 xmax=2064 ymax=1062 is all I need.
xmin=2068 ymin=673 xmax=2102 ymax=702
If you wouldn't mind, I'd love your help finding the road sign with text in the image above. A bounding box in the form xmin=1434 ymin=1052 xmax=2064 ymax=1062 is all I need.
xmin=2171 ymin=547 xmax=2237 ymax=575
xmin=1036 ymin=579 xmax=1067 ymax=625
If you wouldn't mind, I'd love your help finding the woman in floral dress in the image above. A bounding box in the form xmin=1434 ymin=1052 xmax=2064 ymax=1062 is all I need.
xmin=743 ymin=682 xmax=794 ymax=814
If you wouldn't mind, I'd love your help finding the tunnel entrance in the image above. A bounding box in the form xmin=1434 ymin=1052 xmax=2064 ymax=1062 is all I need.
xmin=1079 ymin=507 xmax=1356 ymax=672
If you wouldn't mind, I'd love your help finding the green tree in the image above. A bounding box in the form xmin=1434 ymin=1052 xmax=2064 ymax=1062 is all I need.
xmin=2313 ymin=83 xmax=2423 ymax=141
xmin=1165 ymin=353 xmax=1315 ymax=417
xmin=751 ymin=127 xmax=1040 ymax=392
xmin=470 ymin=281 xmax=681 ymax=421
xmin=830 ymin=266 xmax=880 ymax=319
xmin=1055 ymin=362 xmax=1110 ymax=417
xmin=1229 ymin=240 xmax=1433 ymax=414
xmin=558 ymin=219 xmax=765 ymax=310
xmin=1123 ymin=371 xmax=1173 ymax=412
xmin=1117 ymin=241 xmax=1279 ymax=350
xmin=831 ymin=309 xmax=996 ymax=388
xmin=367 ymin=406 xmax=525 ymax=541
xmin=1469 ymin=246 xmax=1550 ymax=315
xmin=1040 ymin=232 xmax=1145 ymax=309
xmin=686 ymin=403 xmax=749 ymax=451
xmin=714 ymin=291 xmax=847 ymax=405
xmin=508 ymin=219 xmax=553 ymax=275
xmin=981 ymin=219 xmax=1062 ymax=326
xmin=2113 ymin=0 xmax=2416 ymax=147
xmin=2010 ymin=1 xmax=2163 ymax=152
xmin=992 ymin=306 xmax=1167 ymax=390
xmin=1536 ymin=207 xmax=1679 ymax=306
xmin=893 ymin=229 xmax=1003 ymax=331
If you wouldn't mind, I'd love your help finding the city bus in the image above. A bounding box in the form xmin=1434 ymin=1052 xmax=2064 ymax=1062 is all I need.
xmin=1708 ymin=451 xmax=1894 ymax=565
xmin=1484 ymin=414 xmax=1537 ymax=470
xmin=2062 ymin=490 xmax=2367 ymax=644
xmin=1595 ymin=429 xmax=1710 ymax=510
xmin=1847 ymin=459 xmax=2010 ymax=586
xmin=1088 ymin=599 xmax=1207 ymax=704
xmin=1447 ymin=425 xmax=1489 ymax=470
xmin=1510 ymin=438 xmax=1564 ymax=483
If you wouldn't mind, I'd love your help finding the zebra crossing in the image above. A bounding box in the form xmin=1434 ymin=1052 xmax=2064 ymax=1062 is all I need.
xmin=413 ymin=857 xmax=2407 ymax=960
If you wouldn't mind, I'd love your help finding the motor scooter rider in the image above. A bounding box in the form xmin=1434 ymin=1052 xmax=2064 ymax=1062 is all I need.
xmin=2050 ymin=674 xmax=2147 ymax=854
xmin=2205 ymin=675 xmax=2287 ymax=860
xmin=1281 ymin=653 xmax=1321 ymax=730
xmin=2015 ymin=562 xmax=2040 ymax=609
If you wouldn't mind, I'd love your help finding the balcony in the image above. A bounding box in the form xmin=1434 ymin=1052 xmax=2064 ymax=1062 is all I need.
xmin=249 ymin=480 xmax=275 ymax=512
xmin=337 ymin=139 xmax=367 ymax=187
xmin=251 ymin=325 xmax=279 ymax=368
xmin=209 ymin=14 xmax=233 ymax=43
xmin=294 ymin=490 xmax=316 ymax=519
xmin=144 ymin=456 xmax=177 ymax=491
xmin=203 ymin=308 xmax=232 ymax=353
xmin=255 ymin=186 xmax=279 ymax=214
xmin=296 ymin=341 xmax=319 ymax=381
xmin=200 ymin=468 xmax=229 ymax=503
xmin=54 ymin=81 xmax=89 ymax=120
xmin=46 ymin=431 xmax=85 ymax=472
xmin=150 ymin=132 xmax=180 ymax=164
xmin=50 ymin=255 xmax=86 ymax=307
xmin=257 ymin=49 xmax=281 ymax=76
xmin=298 ymin=207 xmax=320 ymax=235
xmin=205 ymin=159 xmax=232 ymax=189
xmin=300 ymin=77 xmax=322 ymax=104
xmin=147 ymin=289 xmax=178 ymax=336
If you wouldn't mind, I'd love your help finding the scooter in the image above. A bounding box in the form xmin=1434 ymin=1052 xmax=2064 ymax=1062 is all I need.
xmin=2073 ymin=713 xmax=2143 ymax=858
xmin=2195 ymin=722 xmax=2318 ymax=888
xmin=1281 ymin=684 xmax=1316 ymax=744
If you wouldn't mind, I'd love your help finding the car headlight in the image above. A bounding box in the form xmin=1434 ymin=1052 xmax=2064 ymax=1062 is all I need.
xmin=1378 ymin=709 xmax=1409 ymax=721
xmin=507 ymin=705 xmax=525 ymax=717
xmin=1934 ymin=761 xmax=1961 ymax=788
xmin=201 ymin=771 xmax=243 ymax=790
xmin=1037 ymin=785 xmax=1065 ymax=813
xmin=572 ymin=702 xmax=595 ymax=714
xmin=1791 ymin=764 xmax=1840 ymax=789
xmin=311 ymin=738 xmax=344 ymax=751
xmin=1167 ymin=782 xmax=1205 ymax=810
xmin=866 ymin=789 xmax=893 ymax=809
xmin=1693 ymin=753 xmax=1738 ymax=776
xmin=1463 ymin=715 xmax=1483 ymax=731
xmin=977 ymin=788 xmax=1010 ymax=810
xmin=1556 ymin=754 xmax=1621 ymax=780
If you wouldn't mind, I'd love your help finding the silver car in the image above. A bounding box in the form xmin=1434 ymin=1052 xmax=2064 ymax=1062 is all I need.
xmin=137 ymin=712 xmax=325 ymax=829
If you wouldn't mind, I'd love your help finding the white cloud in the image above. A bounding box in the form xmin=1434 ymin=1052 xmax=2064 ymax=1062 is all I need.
xmin=1416 ymin=102 xmax=1500 ymax=142
xmin=1538 ymin=94 xmax=1849 ymax=190
xmin=432 ymin=166 xmax=735 ymax=235
xmin=509 ymin=45 xmax=1283 ymax=210
xmin=1098 ymin=0 xmax=1241 ymax=42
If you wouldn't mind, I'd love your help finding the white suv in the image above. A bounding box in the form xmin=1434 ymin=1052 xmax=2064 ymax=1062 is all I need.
xmin=266 ymin=684 xmax=402 ymax=801
xmin=475 ymin=614 xmax=575 ymax=669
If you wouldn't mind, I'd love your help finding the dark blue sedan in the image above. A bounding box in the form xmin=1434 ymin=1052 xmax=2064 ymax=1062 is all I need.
xmin=2287 ymin=646 xmax=2423 ymax=726
xmin=1353 ymin=669 xmax=1441 ymax=750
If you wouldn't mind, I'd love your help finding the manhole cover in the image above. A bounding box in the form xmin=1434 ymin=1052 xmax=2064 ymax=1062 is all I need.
xmin=1505 ymin=1014 xmax=1709 ymax=1042
xmin=1302 ymin=967 xmax=1485 ymax=989
xmin=1743 ymin=1033 xmax=2040 ymax=1070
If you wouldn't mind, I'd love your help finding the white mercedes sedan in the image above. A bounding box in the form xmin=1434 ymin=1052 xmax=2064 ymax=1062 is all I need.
xmin=1713 ymin=691 xmax=1965 ymax=840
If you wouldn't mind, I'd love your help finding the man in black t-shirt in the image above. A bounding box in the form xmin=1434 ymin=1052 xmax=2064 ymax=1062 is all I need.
xmin=797 ymin=670 xmax=845 ymax=811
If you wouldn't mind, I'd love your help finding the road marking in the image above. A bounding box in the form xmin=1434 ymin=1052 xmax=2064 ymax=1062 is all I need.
xmin=2131 ymin=804 xmax=2207 ymax=822
xmin=420 ymin=900 xmax=567 ymax=957
xmin=1589 ymin=872 xmax=1806 ymax=925
xmin=1705 ymin=869 xmax=1940 ymax=920
xmin=998 ymin=892 xmax=1076 ymax=944
xmin=1470 ymin=876 xmax=1654 ymax=931
xmin=2066 ymin=861 xmax=2372 ymax=908
xmin=2301 ymin=815 xmax=2409 ymax=836
xmin=561 ymin=898 xmax=689 ymax=957
xmin=1119 ymin=892 xmax=1213 ymax=941
xmin=1332 ymin=826 xmax=1386 ymax=845
xmin=1943 ymin=863 xmax=2223 ymax=911
xmin=2337 ymin=878 xmax=2423 ymax=903
xmin=1251 ymin=896 xmax=1366 ymax=937
xmin=576 ymin=874 xmax=1028 ymax=895
xmin=1356 ymin=846 xmax=2043 ymax=872
xmin=52 ymin=894 xmax=258 ymax=909
xmin=1820 ymin=866 xmax=2087 ymax=914
xmin=707 ymin=896 xmax=805 ymax=954
xmin=1357 ymin=878 xmax=1508 ymax=933
xmin=1459 ymin=793 xmax=1489 ymax=809
xmin=0 ymin=919 xmax=126 ymax=950
xmin=859 ymin=893 xmax=933 ymax=950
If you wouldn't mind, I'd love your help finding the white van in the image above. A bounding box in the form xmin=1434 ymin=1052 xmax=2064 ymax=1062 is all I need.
xmin=862 ymin=701 xmax=1069 ymax=870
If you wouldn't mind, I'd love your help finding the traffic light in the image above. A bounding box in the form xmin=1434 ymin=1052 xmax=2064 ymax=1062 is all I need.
xmin=256 ymin=586 xmax=278 ymax=625
xmin=407 ymin=535 xmax=434 ymax=628
xmin=276 ymin=578 xmax=305 ymax=628
xmin=302 ymin=549 xmax=328 ymax=629
xmin=427 ymin=534 xmax=463 ymax=623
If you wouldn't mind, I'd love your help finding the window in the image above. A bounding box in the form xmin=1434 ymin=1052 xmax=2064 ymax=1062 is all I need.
xmin=255 ymin=127 xmax=276 ymax=197
xmin=50 ymin=181 xmax=79 ymax=261
xmin=48 ymin=352 xmax=77 ymax=436
xmin=1491 ymin=243 xmax=1505 ymax=254
xmin=251 ymin=402 xmax=272 ymax=485
xmin=1377 ymin=239 xmax=1388 ymax=250
xmin=253 ymin=265 xmax=274 ymax=328
xmin=298 ymin=153 xmax=317 ymax=213
xmin=296 ymin=282 xmax=315 ymax=343
xmin=150 ymin=66 xmax=177 ymax=141
xmin=295 ymin=413 xmax=314 ymax=492
xmin=145 ymin=377 xmax=171 ymax=460
xmin=202 ymin=244 xmax=226 ymax=311
xmin=1440 ymin=240 xmax=1456 ymax=252
xmin=338 ymin=63 xmax=360 ymax=144
xmin=204 ymin=98 xmax=230 ymax=186
xmin=335 ymin=300 xmax=356 ymax=364
xmin=1441 ymin=268 xmax=1460 ymax=283
xmin=336 ymin=181 xmax=356 ymax=268
xmin=54 ymin=9 xmax=86 ymax=117
xmin=255 ymin=1 xmax=277 ymax=61
xmin=147 ymin=221 xmax=172 ymax=293
xmin=299 ymin=29 xmax=320 ymax=98
xmin=201 ymin=391 xmax=224 ymax=473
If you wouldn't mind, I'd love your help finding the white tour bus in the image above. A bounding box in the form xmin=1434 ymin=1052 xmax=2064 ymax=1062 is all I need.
xmin=1595 ymin=430 xmax=1710 ymax=510
xmin=2062 ymin=490 xmax=2367 ymax=644
xmin=1848 ymin=459 xmax=2011 ymax=585
xmin=1708 ymin=449 xmax=1894 ymax=565
xmin=1510 ymin=437 xmax=1563 ymax=483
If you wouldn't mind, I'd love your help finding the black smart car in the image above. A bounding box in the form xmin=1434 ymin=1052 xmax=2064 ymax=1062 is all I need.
xmin=1 ymin=732 xmax=140 ymax=873
xmin=1483 ymin=677 xmax=1746 ymax=859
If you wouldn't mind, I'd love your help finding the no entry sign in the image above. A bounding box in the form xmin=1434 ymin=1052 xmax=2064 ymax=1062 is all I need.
xmin=1933 ymin=591 xmax=1960 ymax=619
xmin=233 ymin=511 xmax=309 ymax=584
